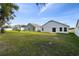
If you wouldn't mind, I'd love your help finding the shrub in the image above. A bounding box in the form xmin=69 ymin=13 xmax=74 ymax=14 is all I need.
xmin=0 ymin=27 xmax=5 ymax=33
xmin=37 ymin=30 xmax=41 ymax=32
xmin=16 ymin=29 xmax=21 ymax=32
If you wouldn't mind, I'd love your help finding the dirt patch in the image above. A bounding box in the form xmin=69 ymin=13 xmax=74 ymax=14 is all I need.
xmin=0 ymin=41 xmax=15 ymax=53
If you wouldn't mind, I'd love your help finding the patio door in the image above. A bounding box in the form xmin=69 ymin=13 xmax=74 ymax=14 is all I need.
xmin=52 ymin=27 xmax=56 ymax=32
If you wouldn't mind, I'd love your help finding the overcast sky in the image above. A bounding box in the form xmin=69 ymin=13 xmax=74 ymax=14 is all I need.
xmin=11 ymin=3 xmax=79 ymax=27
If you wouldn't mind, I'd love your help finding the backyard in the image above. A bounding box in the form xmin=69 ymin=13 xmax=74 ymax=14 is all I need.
xmin=0 ymin=31 xmax=79 ymax=56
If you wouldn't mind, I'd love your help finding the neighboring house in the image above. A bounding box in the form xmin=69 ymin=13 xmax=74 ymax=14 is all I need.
xmin=12 ymin=25 xmax=21 ymax=30
xmin=75 ymin=20 xmax=79 ymax=37
xmin=69 ymin=28 xmax=75 ymax=33
xmin=24 ymin=23 xmax=41 ymax=31
xmin=21 ymin=27 xmax=25 ymax=30
xmin=21 ymin=25 xmax=27 ymax=31
xmin=12 ymin=25 xmax=28 ymax=31
xmin=4 ymin=28 xmax=12 ymax=31
xmin=41 ymin=20 xmax=69 ymax=33
xmin=3 ymin=25 xmax=12 ymax=31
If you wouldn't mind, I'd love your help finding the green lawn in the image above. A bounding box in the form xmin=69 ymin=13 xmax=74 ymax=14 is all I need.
xmin=0 ymin=31 xmax=79 ymax=56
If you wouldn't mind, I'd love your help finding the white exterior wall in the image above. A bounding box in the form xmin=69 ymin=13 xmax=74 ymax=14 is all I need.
xmin=24 ymin=26 xmax=32 ymax=31
xmin=75 ymin=28 xmax=79 ymax=37
xmin=35 ymin=27 xmax=42 ymax=31
xmin=4 ymin=28 xmax=12 ymax=30
xmin=75 ymin=22 xmax=79 ymax=37
xmin=26 ymin=25 xmax=35 ymax=31
xmin=24 ymin=27 xmax=28 ymax=30
xmin=21 ymin=27 xmax=25 ymax=30
xmin=42 ymin=22 xmax=69 ymax=33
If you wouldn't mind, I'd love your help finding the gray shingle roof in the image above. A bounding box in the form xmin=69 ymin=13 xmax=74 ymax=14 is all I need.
xmin=42 ymin=20 xmax=70 ymax=27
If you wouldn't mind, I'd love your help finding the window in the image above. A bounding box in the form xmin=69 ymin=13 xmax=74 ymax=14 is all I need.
xmin=64 ymin=27 xmax=67 ymax=32
xmin=42 ymin=28 xmax=44 ymax=31
xmin=52 ymin=28 xmax=56 ymax=32
xmin=60 ymin=27 xmax=62 ymax=31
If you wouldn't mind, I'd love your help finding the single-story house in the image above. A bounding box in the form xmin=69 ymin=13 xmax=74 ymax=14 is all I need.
xmin=12 ymin=25 xmax=21 ymax=30
xmin=41 ymin=20 xmax=70 ymax=33
xmin=12 ymin=25 xmax=26 ymax=31
xmin=4 ymin=28 xmax=12 ymax=31
xmin=0 ymin=27 xmax=12 ymax=31
xmin=69 ymin=28 xmax=75 ymax=33
xmin=75 ymin=20 xmax=79 ymax=37
xmin=21 ymin=25 xmax=27 ymax=31
xmin=1 ymin=25 xmax=12 ymax=31
xmin=24 ymin=23 xmax=41 ymax=31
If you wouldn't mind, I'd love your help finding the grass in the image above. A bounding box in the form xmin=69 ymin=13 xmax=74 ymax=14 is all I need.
xmin=0 ymin=31 xmax=79 ymax=56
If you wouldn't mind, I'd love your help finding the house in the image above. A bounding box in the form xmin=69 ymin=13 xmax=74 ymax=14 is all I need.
xmin=69 ymin=28 xmax=75 ymax=33
xmin=21 ymin=25 xmax=27 ymax=31
xmin=2 ymin=25 xmax=12 ymax=31
xmin=4 ymin=28 xmax=12 ymax=31
xmin=75 ymin=20 xmax=79 ymax=37
xmin=24 ymin=23 xmax=41 ymax=31
xmin=12 ymin=25 xmax=21 ymax=30
xmin=12 ymin=25 xmax=27 ymax=31
xmin=41 ymin=20 xmax=69 ymax=33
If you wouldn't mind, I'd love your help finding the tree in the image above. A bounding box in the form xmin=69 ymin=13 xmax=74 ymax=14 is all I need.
xmin=36 ymin=3 xmax=47 ymax=6
xmin=0 ymin=3 xmax=19 ymax=33
xmin=0 ymin=3 xmax=46 ymax=33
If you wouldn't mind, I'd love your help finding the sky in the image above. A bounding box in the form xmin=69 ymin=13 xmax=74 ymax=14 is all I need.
xmin=11 ymin=3 xmax=79 ymax=27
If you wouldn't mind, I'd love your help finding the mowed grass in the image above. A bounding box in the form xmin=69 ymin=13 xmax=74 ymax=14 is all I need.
xmin=0 ymin=31 xmax=79 ymax=56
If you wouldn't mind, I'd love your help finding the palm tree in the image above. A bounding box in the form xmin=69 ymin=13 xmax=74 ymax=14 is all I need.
xmin=0 ymin=3 xmax=19 ymax=33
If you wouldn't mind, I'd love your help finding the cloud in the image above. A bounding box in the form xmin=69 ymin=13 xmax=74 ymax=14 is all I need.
xmin=39 ymin=3 xmax=53 ymax=14
xmin=38 ymin=3 xmax=66 ymax=14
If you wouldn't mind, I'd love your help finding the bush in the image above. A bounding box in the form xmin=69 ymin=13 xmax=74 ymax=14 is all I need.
xmin=16 ymin=29 xmax=21 ymax=32
xmin=37 ymin=30 xmax=41 ymax=32
xmin=0 ymin=27 xmax=5 ymax=33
